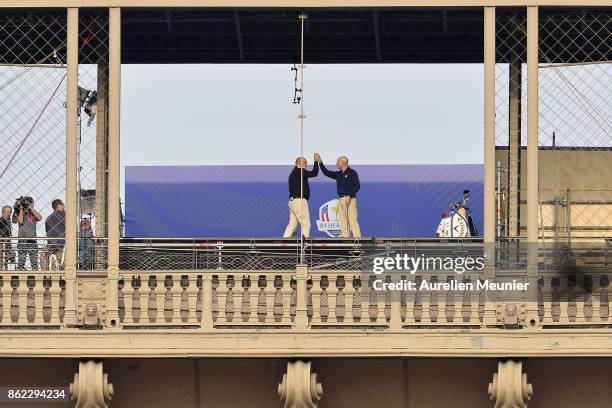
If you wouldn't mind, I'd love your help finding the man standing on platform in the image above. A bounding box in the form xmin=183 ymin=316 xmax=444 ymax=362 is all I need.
xmin=316 ymin=154 xmax=361 ymax=238
xmin=283 ymin=154 xmax=319 ymax=239
xmin=45 ymin=199 xmax=66 ymax=266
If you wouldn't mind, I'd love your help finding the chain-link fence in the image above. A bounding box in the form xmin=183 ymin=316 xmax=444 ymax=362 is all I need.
xmin=77 ymin=10 xmax=109 ymax=271
xmin=494 ymin=7 xmax=611 ymax=244
xmin=0 ymin=10 xmax=110 ymax=272
xmin=537 ymin=8 xmax=611 ymax=243
xmin=0 ymin=11 xmax=67 ymax=271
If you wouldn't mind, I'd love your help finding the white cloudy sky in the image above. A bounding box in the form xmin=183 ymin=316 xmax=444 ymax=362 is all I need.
xmin=120 ymin=64 xmax=484 ymax=170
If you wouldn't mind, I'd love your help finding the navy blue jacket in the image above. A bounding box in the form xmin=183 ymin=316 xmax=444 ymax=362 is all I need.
xmin=288 ymin=162 xmax=319 ymax=200
xmin=319 ymin=161 xmax=360 ymax=197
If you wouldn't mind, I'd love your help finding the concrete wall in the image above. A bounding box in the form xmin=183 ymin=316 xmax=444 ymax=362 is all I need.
xmin=0 ymin=358 xmax=610 ymax=407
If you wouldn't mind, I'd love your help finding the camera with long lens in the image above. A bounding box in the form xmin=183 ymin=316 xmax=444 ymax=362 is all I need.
xmin=13 ymin=196 xmax=33 ymax=217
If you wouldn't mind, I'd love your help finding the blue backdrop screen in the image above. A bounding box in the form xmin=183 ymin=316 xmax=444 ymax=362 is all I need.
xmin=125 ymin=164 xmax=483 ymax=237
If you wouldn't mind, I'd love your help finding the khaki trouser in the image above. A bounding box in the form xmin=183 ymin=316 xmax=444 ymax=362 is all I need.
xmin=338 ymin=196 xmax=361 ymax=238
xmin=283 ymin=198 xmax=311 ymax=238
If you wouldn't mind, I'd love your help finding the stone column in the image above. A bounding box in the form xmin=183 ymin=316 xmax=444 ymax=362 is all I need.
xmin=70 ymin=360 xmax=114 ymax=408
xmin=278 ymin=360 xmax=323 ymax=408
xmin=488 ymin=360 xmax=533 ymax=408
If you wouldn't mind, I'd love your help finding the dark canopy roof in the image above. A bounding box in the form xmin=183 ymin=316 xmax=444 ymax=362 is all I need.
xmin=0 ymin=8 xmax=609 ymax=64
xmin=121 ymin=8 xmax=485 ymax=63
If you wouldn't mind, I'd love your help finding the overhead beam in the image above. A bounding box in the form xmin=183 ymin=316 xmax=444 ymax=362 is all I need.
xmin=165 ymin=10 xmax=172 ymax=32
xmin=1 ymin=0 xmax=610 ymax=8
xmin=1 ymin=331 xmax=612 ymax=358
xmin=234 ymin=10 xmax=244 ymax=61
xmin=373 ymin=10 xmax=381 ymax=61
xmin=443 ymin=9 xmax=448 ymax=31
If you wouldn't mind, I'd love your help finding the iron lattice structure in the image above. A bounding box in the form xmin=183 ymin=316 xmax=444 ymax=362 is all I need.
xmin=0 ymin=6 xmax=610 ymax=274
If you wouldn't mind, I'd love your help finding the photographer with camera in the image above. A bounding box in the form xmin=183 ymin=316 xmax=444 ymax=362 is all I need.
xmin=0 ymin=206 xmax=13 ymax=270
xmin=12 ymin=196 xmax=42 ymax=270
xmin=45 ymin=199 xmax=65 ymax=268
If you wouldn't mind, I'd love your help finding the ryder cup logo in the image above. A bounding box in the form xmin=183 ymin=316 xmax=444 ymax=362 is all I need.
xmin=316 ymin=199 xmax=342 ymax=237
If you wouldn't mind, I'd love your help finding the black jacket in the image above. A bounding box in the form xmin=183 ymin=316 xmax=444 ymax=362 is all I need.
xmin=288 ymin=162 xmax=319 ymax=200
xmin=0 ymin=218 xmax=10 ymax=238
xmin=319 ymin=161 xmax=360 ymax=197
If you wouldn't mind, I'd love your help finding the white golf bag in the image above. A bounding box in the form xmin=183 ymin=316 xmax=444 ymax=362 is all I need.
xmin=436 ymin=190 xmax=478 ymax=238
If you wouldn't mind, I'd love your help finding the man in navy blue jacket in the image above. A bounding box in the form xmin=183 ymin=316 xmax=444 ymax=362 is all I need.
xmin=316 ymin=154 xmax=361 ymax=238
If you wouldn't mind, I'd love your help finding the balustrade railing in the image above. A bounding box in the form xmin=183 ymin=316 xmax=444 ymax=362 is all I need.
xmin=0 ymin=238 xmax=608 ymax=331
xmin=115 ymin=269 xmax=610 ymax=330
xmin=538 ymin=272 xmax=610 ymax=326
xmin=0 ymin=272 xmax=65 ymax=326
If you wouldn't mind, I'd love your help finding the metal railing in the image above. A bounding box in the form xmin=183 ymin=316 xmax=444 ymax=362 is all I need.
xmin=0 ymin=237 xmax=108 ymax=271
xmin=117 ymin=237 xmax=486 ymax=271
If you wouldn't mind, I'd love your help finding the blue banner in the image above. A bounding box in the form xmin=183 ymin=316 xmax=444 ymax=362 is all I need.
xmin=125 ymin=164 xmax=483 ymax=237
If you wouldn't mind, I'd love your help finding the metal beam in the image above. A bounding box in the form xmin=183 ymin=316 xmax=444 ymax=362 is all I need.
xmin=64 ymin=7 xmax=79 ymax=327
xmin=165 ymin=10 xmax=172 ymax=32
xmin=373 ymin=10 xmax=381 ymax=61
xmin=106 ymin=7 xmax=121 ymax=328
xmin=483 ymin=6 xmax=496 ymax=244
xmin=526 ymin=6 xmax=539 ymax=244
xmin=234 ymin=10 xmax=244 ymax=62
xmin=1 ymin=0 xmax=610 ymax=8
xmin=508 ymin=54 xmax=522 ymax=238
xmin=526 ymin=5 xmax=540 ymax=327
xmin=442 ymin=9 xmax=448 ymax=31
xmin=95 ymin=61 xmax=109 ymax=240
xmin=482 ymin=6 xmax=496 ymax=328
xmin=1 ymin=331 xmax=611 ymax=358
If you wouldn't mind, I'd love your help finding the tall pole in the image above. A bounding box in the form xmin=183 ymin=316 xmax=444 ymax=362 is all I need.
xmin=64 ymin=7 xmax=79 ymax=326
xmin=106 ymin=7 xmax=121 ymax=327
xmin=298 ymin=13 xmax=306 ymax=265
xmin=294 ymin=12 xmax=309 ymax=330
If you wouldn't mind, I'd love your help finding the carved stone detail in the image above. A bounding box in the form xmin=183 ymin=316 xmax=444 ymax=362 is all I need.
xmin=70 ymin=360 xmax=114 ymax=408
xmin=488 ymin=360 xmax=533 ymax=408
xmin=278 ymin=360 xmax=323 ymax=408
